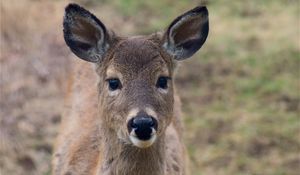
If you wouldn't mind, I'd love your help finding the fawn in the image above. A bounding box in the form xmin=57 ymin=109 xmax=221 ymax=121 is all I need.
xmin=53 ymin=3 xmax=209 ymax=175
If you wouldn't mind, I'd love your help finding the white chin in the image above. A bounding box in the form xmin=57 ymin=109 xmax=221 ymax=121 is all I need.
xmin=129 ymin=135 xmax=157 ymax=148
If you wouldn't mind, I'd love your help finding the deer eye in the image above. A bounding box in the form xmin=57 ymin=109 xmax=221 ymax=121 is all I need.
xmin=156 ymin=76 xmax=169 ymax=89
xmin=107 ymin=78 xmax=122 ymax=91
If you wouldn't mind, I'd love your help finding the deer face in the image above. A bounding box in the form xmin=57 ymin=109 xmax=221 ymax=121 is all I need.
xmin=63 ymin=4 xmax=209 ymax=148
xmin=96 ymin=38 xmax=175 ymax=148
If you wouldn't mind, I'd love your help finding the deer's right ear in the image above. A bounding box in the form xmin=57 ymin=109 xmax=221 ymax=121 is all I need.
xmin=63 ymin=4 xmax=110 ymax=63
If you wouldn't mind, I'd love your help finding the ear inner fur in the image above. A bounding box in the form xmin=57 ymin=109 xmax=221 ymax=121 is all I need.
xmin=163 ymin=6 xmax=209 ymax=60
xmin=63 ymin=3 xmax=110 ymax=62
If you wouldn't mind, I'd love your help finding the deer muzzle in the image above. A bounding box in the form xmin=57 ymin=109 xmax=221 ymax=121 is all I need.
xmin=127 ymin=111 xmax=158 ymax=148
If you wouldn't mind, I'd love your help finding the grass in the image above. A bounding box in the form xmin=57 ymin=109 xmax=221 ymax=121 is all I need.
xmin=0 ymin=0 xmax=299 ymax=175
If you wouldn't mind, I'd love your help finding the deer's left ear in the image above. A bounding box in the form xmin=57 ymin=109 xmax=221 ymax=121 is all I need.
xmin=162 ymin=6 xmax=209 ymax=60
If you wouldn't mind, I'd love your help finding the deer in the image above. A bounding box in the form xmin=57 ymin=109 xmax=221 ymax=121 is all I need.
xmin=52 ymin=3 xmax=209 ymax=175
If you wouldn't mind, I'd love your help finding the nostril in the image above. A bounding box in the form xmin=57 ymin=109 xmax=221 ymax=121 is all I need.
xmin=127 ymin=118 xmax=136 ymax=133
xmin=130 ymin=119 xmax=138 ymax=129
xmin=149 ymin=120 xmax=154 ymax=127
xmin=150 ymin=117 xmax=158 ymax=130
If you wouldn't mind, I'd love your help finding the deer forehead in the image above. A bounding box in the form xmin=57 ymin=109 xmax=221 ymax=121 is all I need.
xmin=105 ymin=38 xmax=171 ymax=77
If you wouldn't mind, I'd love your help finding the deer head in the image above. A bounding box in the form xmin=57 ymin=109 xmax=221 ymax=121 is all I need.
xmin=63 ymin=4 xmax=209 ymax=148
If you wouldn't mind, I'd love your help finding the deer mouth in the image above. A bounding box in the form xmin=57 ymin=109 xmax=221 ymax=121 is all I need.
xmin=129 ymin=129 xmax=157 ymax=148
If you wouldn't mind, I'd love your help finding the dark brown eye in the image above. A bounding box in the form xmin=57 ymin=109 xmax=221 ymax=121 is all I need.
xmin=156 ymin=76 xmax=169 ymax=89
xmin=107 ymin=78 xmax=121 ymax=91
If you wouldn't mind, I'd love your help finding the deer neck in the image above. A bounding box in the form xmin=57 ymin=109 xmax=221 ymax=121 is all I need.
xmin=98 ymin=125 xmax=166 ymax=175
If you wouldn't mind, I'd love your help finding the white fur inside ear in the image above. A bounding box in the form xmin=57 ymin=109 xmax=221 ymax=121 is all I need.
xmin=163 ymin=7 xmax=209 ymax=60
xmin=163 ymin=15 xmax=195 ymax=58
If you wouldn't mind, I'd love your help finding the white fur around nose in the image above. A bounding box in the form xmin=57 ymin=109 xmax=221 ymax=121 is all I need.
xmin=145 ymin=107 xmax=158 ymax=119
xmin=129 ymin=128 xmax=157 ymax=148
xmin=126 ymin=108 xmax=139 ymax=123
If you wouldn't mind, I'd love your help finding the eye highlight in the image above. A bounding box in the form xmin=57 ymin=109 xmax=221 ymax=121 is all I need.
xmin=156 ymin=76 xmax=170 ymax=89
xmin=106 ymin=78 xmax=122 ymax=91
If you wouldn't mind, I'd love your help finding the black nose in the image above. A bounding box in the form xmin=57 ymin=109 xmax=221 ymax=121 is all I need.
xmin=127 ymin=115 xmax=158 ymax=140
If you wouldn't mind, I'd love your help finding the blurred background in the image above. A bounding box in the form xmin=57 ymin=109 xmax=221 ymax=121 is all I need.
xmin=0 ymin=0 xmax=299 ymax=175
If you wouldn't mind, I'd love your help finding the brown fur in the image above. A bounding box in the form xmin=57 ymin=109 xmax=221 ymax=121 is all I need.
xmin=53 ymin=4 xmax=208 ymax=175
xmin=53 ymin=35 xmax=188 ymax=175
